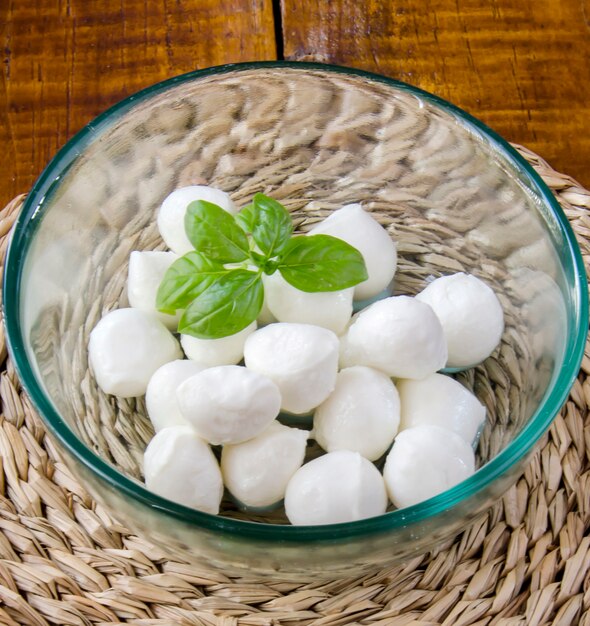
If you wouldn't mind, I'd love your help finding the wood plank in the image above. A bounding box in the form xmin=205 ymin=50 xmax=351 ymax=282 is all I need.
xmin=280 ymin=0 xmax=590 ymax=188
xmin=0 ymin=0 xmax=276 ymax=207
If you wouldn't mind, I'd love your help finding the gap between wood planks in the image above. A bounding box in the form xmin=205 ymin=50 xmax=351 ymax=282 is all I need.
xmin=272 ymin=0 xmax=285 ymax=59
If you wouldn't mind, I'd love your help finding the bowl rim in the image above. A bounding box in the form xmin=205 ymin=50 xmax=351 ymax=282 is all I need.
xmin=3 ymin=60 xmax=588 ymax=542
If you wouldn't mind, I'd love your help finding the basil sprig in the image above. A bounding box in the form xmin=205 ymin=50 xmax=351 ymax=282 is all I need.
xmin=157 ymin=193 xmax=368 ymax=339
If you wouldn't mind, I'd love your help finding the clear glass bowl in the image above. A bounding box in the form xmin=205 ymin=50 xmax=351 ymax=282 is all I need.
xmin=3 ymin=62 xmax=587 ymax=579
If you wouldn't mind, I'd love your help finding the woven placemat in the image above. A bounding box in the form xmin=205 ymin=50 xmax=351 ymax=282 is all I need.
xmin=1 ymin=145 xmax=589 ymax=626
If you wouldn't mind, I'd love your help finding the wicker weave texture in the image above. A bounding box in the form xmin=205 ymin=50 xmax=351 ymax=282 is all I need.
xmin=0 ymin=146 xmax=590 ymax=625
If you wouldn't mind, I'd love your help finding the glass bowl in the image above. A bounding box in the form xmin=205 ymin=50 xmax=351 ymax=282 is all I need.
xmin=3 ymin=62 xmax=587 ymax=579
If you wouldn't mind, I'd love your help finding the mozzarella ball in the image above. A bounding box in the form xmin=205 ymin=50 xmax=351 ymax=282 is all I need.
xmin=144 ymin=426 xmax=223 ymax=514
xmin=340 ymin=296 xmax=447 ymax=379
xmin=397 ymin=373 xmax=485 ymax=445
xmin=262 ymin=272 xmax=353 ymax=335
xmin=89 ymin=308 xmax=182 ymax=397
xmin=257 ymin=296 xmax=277 ymax=326
xmin=383 ymin=425 xmax=475 ymax=509
xmin=221 ymin=422 xmax=309 ymax=509
xmin=415 ymin=273 xmax=504 ymax=368
xmin=180 ymin=322 xmax=257 ymax=367
xmin=314 ymin=366 xmax=400 ymax=461
xmin=244 ymin=323 xmax=340 ymax=415
xmin=285 ymin=450 xmax=388 ymax=525
xmin=157 ymin=185 xmax=237 ymax=255
xmin=145 ymin=360 xmax=205 ymax=432
xmin=176 ymin=365 xmax=281 ymax=445
xmin=309 ymin=203 xmax=397 ymax=300
xmin=127 ymin=250 xmax=180 ymax=330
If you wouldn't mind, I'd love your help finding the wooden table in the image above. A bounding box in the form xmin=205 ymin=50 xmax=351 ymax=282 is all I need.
xmin=1 ymin=0 xmax=589 ymax=209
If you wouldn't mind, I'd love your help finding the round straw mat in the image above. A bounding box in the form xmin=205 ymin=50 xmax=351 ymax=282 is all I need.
xmin=1 ymin=145 xmax=589 ymax=626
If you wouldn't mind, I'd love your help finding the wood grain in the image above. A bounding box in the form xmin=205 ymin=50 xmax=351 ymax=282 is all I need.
xmin=2 ymin=1 xmax=589 ymax=208
xmin=0 ymin=0 xmax=276 ymax=207
xmin=280 ymin=0 xmax=590 ymax=188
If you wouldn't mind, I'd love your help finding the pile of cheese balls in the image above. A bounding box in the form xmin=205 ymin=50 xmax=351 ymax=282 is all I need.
xmin=88 ymin=186 xmax=504 ymax=525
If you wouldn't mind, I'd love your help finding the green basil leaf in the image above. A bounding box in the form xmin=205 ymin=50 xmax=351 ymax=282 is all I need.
xmin=249 ymin=193 xmax=293 ymax=258
xmin=185 ymin=200 xmax=249 ymax=262
xmin=250 ymin=250 xmax=268 ymax=266
xmin=234 ymin=203 xmax=257 ymax=234
xmin=156 ymin=252 xmax=228 ymax=314
xmin=178 ymin=269 xmax=263 ymax=339
xmin=278 ymin=234 xmax=368 ymax=292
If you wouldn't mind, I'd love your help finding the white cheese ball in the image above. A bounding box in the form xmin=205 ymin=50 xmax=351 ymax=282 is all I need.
xmin=157 ymin=185 xmax=237 ymax=255
xmin=308 ymin=203 xmax=397 ymax=300
xmin=415 ymin=273 xmax=504 ymax=368
xmin=383 ymin=425 xmax=475 ymax=509
xmin=221 ymin=421 xmax=309 ymax=509
xmin=244 ymin=323 xmax=340 ymax=415
xmin=397 ymin=373 xmax=485 ymax=445
xmin=127 ymin=250 xmax=180 ymax=330
xmin=89 ymin=308 xmax=182 ymax=397
xmin=176 ymin=365 xmax=281 ymax=445
xmin=340 ymin=296 xmax=447 ymax=379
xmin=314 ymin=366 xmax=400 ymax=461
xmin=180 ymin=322 xmax=257 ymax=367
xmin=285 ymin=450 xmax=388 ymax=525
xmin=257 ymin=296 xmax=277 ymax=325
xmin=262 ymin=272 xmax=353 ymax=335
xmin=145 ymin=359 xmax=205 ymax=432
xmin=143 ymin=426 xmax=223 ymax=514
